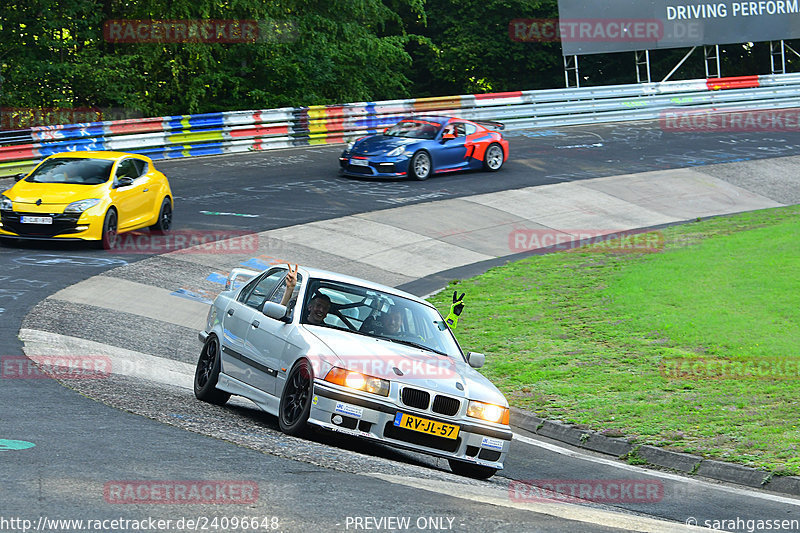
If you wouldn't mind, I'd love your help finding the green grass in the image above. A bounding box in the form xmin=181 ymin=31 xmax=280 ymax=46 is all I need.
xmin=430 ymin=206 xmax=800 ymax=475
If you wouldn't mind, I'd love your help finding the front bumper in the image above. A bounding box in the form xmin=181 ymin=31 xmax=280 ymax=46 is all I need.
xmin=309 ymin=381 xmax=511 ymax=469
xmin=338 ymin=154 xmax=410 ymax=178
xmin=0 ymin=210 xmax=100 ymax=240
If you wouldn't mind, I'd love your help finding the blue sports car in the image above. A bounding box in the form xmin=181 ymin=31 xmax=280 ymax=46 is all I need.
xmin=339 ymin=116 xmax=510 ymax=180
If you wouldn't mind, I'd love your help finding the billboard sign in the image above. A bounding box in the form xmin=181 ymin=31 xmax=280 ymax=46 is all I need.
xmin=554 ymin=0 xmax=800 ymax=55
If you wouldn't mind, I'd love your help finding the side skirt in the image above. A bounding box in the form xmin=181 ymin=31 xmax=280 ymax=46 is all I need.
xmin=216 ymin=372 xmax=280 ymax=417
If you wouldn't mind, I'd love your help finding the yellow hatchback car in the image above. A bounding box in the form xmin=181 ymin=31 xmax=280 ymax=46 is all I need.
xmin=0 ymin=151 xmax=173 ymax=248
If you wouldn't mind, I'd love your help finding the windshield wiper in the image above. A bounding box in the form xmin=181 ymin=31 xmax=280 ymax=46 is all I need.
xmin=382 ymin=337 xmax=447 ymax=356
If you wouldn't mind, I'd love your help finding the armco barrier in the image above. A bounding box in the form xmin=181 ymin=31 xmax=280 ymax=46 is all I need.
xmin=3 ymin=73 xmax=800 ymax=176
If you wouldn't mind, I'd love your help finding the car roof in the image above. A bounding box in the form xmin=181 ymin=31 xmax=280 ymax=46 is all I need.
xmin=398 ymin=116 xmax=488 ymax=128
xmin=295 ymin=265 xmax=431 ymax=308
xmin=44 ymin=151 xmax=150 ymax=162
xmin=398 ymin=116 xmax=450 ymax=127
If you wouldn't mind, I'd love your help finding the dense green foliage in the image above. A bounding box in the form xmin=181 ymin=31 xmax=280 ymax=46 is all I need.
xmin=1 ymin=0 xmax=799 ymax=117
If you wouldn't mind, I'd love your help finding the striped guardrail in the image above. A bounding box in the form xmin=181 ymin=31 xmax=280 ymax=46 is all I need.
xmin=2 ymin=73 xmax=800 ymax=176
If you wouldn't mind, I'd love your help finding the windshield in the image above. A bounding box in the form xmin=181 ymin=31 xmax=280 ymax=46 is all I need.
xmin=301 ymin=279 xmax=463 ymax=358
xmin=383 ymin=120 xmax=440 ymax=140
xmin=26 ymin=158 xmax=114 ymax=185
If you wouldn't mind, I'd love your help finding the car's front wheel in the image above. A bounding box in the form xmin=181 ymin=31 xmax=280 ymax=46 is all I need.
xmin=150 ymin=198 xmax=172 ymax=232
xmin=99 ymin=208 xmax=118 ymax=250
xmin=279 ymin=359 xmax=314 ymax=436
xmin=448 ymin=459 xmax=498 ymax=479
xmin=409 ymin=151 xmax=432 ymax=181
xmin=483 ymin=143 xmax=504 ymax=172
xmin=194 ymin=335 xmax=231 ymax=405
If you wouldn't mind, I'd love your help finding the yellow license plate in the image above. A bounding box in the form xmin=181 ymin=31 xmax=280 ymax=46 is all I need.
xmin=393 ymin=412 xmax=459 ymax=440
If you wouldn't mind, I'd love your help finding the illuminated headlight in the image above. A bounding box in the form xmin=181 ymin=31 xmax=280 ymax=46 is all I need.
xmin=387 ymin=146 xmax=406 ymax=157
xmin=467 ymin=400 xmax=510 ymax=424
xmin=324 ymin=367 xmax=390 ymax=397
xmin=0 ymin=195 xmax=12 ymax=211
xmin=64 ymin=199 xmax=100 ymax=213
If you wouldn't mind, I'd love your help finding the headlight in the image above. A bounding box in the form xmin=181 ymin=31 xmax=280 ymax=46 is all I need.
xmin=467 ymin=400 xmax=510 ymax=424
xmin=346 ymin=141 xmax=355 ymax=151
xmin=0 ymin=194 xmax=12 ymax=211
xmin=324 ymin=367 xmax=390 ymax=397
xmin=64 ymin=199 xmax=101 ymax=213
xmin=387 ymin=146 xmax=406 ymax=157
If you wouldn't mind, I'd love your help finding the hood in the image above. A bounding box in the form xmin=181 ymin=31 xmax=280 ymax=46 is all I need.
xmin=305 ymin=326 xmax=507 ymax=406
xmin=8 ymin=181 xmax=107 ymax=206
xmin=350 ymin=135 xmax=421 ymax=156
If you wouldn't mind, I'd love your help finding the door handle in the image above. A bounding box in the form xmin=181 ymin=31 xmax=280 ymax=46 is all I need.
xmin=251 ymin=320 xmax=260 ymax=328
xmin=227 ymin=309 xmax=235 ymax=316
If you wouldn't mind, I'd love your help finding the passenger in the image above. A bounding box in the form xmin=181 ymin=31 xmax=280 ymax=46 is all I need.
xmin=382 ymin=309 xmax=405 ymax=336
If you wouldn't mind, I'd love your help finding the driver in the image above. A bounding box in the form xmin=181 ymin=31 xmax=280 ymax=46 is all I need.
xmin=305 ymin=293 xmax=330 ymax=325
xmin=279 ymin=264 xmax=330 ymax=325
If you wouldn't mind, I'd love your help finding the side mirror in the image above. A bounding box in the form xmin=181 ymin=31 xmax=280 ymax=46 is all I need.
xmin=262 ymin=301 xmax=289 ymax=322
xmin=14 ymin=173 xmax=25 ymax=182
xmin=115 ymin=176 xmax=134 ymax=188
xmin=466 ymin=352 xmax=485 ymax=369
xmin=442 ymin=133 xmax=456 ymax=142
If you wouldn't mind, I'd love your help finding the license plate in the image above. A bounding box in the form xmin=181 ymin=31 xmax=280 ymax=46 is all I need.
xmin=393 ymin=412 xmax=459 ymax=440
xmin=350 ymin=158 xmax=369 ymax=167
xmin=21 ymin=216 xmax=53 ymax=225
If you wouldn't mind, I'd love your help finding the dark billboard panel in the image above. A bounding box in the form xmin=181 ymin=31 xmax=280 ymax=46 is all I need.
xmin=552 ymin=0 xmax=800 ymax=55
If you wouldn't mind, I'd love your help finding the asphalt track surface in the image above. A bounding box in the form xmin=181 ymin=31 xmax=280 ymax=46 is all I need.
xmin=2 ymin=119 xmax=800 ymax=532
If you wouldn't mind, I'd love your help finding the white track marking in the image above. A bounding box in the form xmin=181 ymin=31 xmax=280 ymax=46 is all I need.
xmin=367 ymin=473 xmax=711 ymax=533
xmin=513 ymin=433 xmax=800 ymax=507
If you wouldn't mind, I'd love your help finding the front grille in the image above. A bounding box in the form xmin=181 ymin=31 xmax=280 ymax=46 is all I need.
xmin=401 ymin=387 xmax=430 ymax=409
xmin=346 ymin=164 xmax=373 ymax=175
xmin=1 ymin=212 xmax=81 ymax=237
xmin=432 ymin=395 xmax=461 ymax=416
xmin=383 ymin=422 xmax=461 ymax=452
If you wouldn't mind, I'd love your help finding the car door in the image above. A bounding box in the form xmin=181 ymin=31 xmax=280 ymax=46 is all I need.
xmin=108 ymin=159 xmax=141 ymax=228
xmin=437 ymin=122 xmax=469 ymax=170
xmin=220 ymin=268 xmax=285 ymax=387
xmin=243 ymin=272 xmax=304 ymax=395
xmin=131 ymin=158 xmax=159 ymax=221
xmin=109 ymin=158 xmax=152 ymax=229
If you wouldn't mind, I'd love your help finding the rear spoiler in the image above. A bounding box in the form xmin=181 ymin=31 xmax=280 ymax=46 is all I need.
xmin=225 ymin=268 xmax=260 ymax=291
xmin=473 ymin=120 xmax=505 ymax=131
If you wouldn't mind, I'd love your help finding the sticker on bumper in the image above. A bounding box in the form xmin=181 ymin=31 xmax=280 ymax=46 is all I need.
xmin=334 ymin=402 xmax=363 ymax=419
xmin=481 ymin=436 xmax=505 ymax=451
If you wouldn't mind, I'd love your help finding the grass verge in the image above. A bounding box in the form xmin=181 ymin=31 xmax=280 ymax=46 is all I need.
xmin=431 ymin=206 xmax=800 ymax=475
